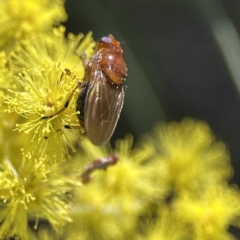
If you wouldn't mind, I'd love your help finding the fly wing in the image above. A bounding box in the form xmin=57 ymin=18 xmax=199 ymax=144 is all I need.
xmin=84 ymin=70 xmax=125 ymax=145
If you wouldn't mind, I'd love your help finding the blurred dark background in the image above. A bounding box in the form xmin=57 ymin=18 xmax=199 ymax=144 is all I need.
xmin=64 ymin=0 xmax=240 ymax=185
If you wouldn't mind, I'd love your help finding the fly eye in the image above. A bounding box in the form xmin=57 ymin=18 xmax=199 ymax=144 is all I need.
xmin=101 ymin=36 xmax=112 ymax=44
xmin=97 ymin=36 xmax=113 ymax=50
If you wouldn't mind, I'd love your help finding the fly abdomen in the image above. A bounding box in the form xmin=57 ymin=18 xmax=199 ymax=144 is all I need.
xmin=76 ymin=81 xmax=89 ymax=123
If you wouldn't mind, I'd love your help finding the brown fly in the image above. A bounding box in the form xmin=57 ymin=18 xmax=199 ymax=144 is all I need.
xmin=41 ymin=35 xmax=127 ymax=145
xmin=76 ymin=35 xmax=127 ymax=145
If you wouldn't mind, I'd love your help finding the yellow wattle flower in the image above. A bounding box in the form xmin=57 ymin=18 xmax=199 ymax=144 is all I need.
xmin=175 ymin=184 xmax=240 ymax=240
xmin=5 ymin=63 xmax=82 ymax=159
xmin=9 ymin=26 xmax=95 ymax=79
xmin=149 ymin=118 xmax=232 ymax=196
xmin=137 ymin=207 xmax=187 ymax=240
xmin=0 ymin=156 xmax=81 ymax=240
xmin=5 ymin=28 xmax=95 ymax=159
xmin=61 ymin=135 xmax=167 ymax=240
xmin=0 ymin=0 xmax=67 ymax=52
xmin=76 ymin=135 xmax=166 ymax=213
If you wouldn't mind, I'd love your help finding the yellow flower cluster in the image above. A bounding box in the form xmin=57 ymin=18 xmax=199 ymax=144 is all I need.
xmin=0 ymin=0 xmax=94 ymax=239
xmin=0 ymin=0 xmax=239 ymax=240
xmin=0 ymin=0 xmax=67 ymax=52
xmin=64 ymin=119 xmax=237 ymax=240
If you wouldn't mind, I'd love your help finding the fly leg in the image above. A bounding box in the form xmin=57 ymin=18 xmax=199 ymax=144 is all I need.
xmin=41 ymin=69 xmax=82 ymax=120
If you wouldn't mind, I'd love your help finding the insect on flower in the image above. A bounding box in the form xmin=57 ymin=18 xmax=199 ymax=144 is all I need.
xmin=41 ymin=35 xmax=127 ymax=145
xmin=77 ymin=34 xmax=127 ymax=145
